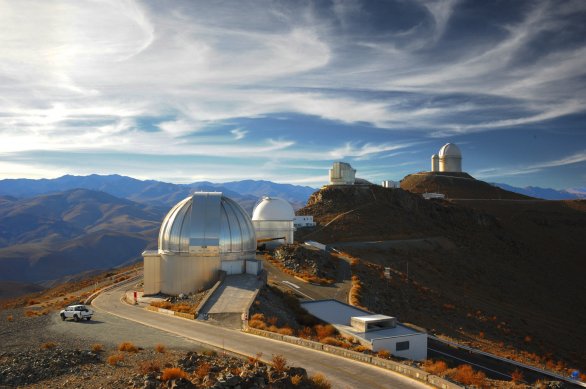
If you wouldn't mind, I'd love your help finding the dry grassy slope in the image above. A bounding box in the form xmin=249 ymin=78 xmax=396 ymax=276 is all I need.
xmin=400 ymin=172 xmax=532 ymax=200
xmin=296 ymin=185 xmax=586 ymax=370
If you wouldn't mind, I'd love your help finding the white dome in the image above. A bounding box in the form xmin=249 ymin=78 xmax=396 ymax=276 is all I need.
xmin=158 ymin=192 xmax=256 ymax=256
xmin=252 ymin=196 xmax=295 ymax=221
xmin=438 ymin=143 xmax=462 ymax=158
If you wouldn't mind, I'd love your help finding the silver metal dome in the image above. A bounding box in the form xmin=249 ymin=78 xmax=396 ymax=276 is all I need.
xmin=158 ymin=192 xmax=256 ymax=256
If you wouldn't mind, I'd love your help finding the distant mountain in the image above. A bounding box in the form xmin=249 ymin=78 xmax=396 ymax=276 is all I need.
xmin=0 ymin=189 xmax=163 ymax=283
xmin=493 ymin=183 xmax=582 ymax=200
xmin=0 ymin=175 xmax=315 ymax=212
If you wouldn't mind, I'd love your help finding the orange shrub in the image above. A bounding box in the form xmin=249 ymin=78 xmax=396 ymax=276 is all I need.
xmin=377 ymin=349 xmax=391 ymax=359
xmin=314 ymin=324 xmax=336 ymax=339
xmin=291 ymin=374 xmax=303 ymax=385
xmin=139 ymin=360 xmax=161 ymax=374
xmin=277 ymin=327 xmax=294 ymax=336
xmin=92 ymin=343 xmax=104 ymax=352
xmin=251 ymin=313 xmax=265 ymax=321
xmin=353 ymin=345 xmax=370 ymax=352
xmin=310 ymin=373 xmax=332 ymax=389
xmin=107 ymin=353 xmax=125 ymax=366
xmin=248 ymin=319 xmax=267 ymax=330
xmin=40 ymin=341 xmax=57 ymax=350
xmin=298 ymin=326 xmax=313 ymax=339
xmin=118 ymin=341 xmax=138 ymax=353
xmin=6 ymin=314 xmax=13 ymax=322
xmin=320 ymin=337 xmax=345 ymax=347
xmin=248 ymin=352 xmax=263 ymax=365
xmin=267 ymin=316 xmax=278 ymax=326
xmin=195 ymin=362 xmax=211 ymax=379
xmin=155 ymin=343 xmax=166 ymax=353
xmin=451 ymin=364 xmax=487 ymax=387
xmin=422 ymin=360 xmax=448 ymax=375
xmin=511 ymin=369 xmax=524 ymax=384
xmin=161 ymin=367 xmax=188 ymax=381
xmin=24 ymin=310 xmax=37 ymax=317
xmin=272 ymin=354 xmax=288 ymax=374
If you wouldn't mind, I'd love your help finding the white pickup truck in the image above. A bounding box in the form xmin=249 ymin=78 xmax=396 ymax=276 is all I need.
xmin=60 ymin=304 xmax=93 ymax=321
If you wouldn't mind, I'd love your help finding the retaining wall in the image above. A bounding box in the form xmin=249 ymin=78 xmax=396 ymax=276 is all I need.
xmin=245 ymin=327 xmax=461 ymax=389
xmin=145 ymin=305 xmax=196 ymax=320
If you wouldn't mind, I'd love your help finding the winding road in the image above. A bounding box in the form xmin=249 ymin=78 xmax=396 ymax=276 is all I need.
xmin=92 ymin=282 xmax=430 ymax=389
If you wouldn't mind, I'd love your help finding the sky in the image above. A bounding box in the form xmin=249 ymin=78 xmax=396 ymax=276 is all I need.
xmin=0 ymin=0 xmax=585 ymax=189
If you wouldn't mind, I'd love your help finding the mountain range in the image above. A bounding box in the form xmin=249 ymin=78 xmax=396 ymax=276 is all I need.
xmin=493 ymin=183 xmax=586 ymax=200
xmin=0 ymin=175 xmax=316 ymax=290
xmin=0 ymin=174 xmax=316 ymax=212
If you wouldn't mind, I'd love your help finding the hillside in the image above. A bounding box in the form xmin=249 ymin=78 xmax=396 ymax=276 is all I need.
xmin=400 ymin=172 xmax=532 ymax=200
xmin=296 ymin=185 xmax=586 ymax=371
xmin=0 ymin=189 xmax=163 ymax=285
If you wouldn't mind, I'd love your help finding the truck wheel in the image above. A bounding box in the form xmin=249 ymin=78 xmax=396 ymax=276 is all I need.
xmin=74 ymin=315 xmax=80 ymax=322
xmin=60 ymin=313 xmax=65 ymax=321
xmin=86 ymin=317 xmax=91 ymax=321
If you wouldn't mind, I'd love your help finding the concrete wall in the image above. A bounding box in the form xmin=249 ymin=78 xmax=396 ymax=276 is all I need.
xmin=372 ymin=333 xmax=428 ymax=361
xmin=143 ymin=254 xmax=161 ymax=295
xmin=160 ymin=254 xmax=220 ymax=295
xmin=245 ymin=327 xmax=461 ymax=388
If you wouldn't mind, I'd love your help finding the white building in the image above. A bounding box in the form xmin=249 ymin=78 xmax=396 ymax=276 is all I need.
xmin=329 ymin=162 xmax=356 ymax=185
xmin=431 ymin=143 xmax=462 ymax=173
xmin=294 ymin=215 xmax=316 ymax=228
xmin=143 ymin=192 xmax=258 ymax=296
xmin=381 ymin=180 xmax=400 ymax=188
xmin=301 ymin=300 xmax=427 ymax=361
xmin=252 ymin=197 xmax=296 ymax=249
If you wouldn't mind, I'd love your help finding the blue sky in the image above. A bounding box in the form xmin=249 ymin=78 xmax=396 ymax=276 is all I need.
xmin=0 ymin=0 xmax=585 ymax=189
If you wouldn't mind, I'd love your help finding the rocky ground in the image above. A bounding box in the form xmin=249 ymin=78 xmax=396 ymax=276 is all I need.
xmin=273 ymin=244 xmax=339 ymax=281
xmin=0 ymin=307 xmax=330 ymax=388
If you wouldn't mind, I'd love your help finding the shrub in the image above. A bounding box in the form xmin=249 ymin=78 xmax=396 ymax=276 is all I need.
xmin=155 ymin=343 xmax=166 ymax=353
xmin=92 ymin=343 xmax=104 ymax=352
xmin=267 ymin=316 xmax=278 ymax=326
xmin=195 ymin=362 xmax=211 ymax=379
xmin=511 ymin=369 xmax=524 ymax=384
xmin=277 ymin=327 xmax=294 ymax=336
xmin=422 ymin=360 xmax=448 ymax=375
xmin=24 ymin=310 xmax=37 ymax=317
xmin=314 ymin=324 xmax=336 ymax=340
xmin=298 ymin=326 xmax=313 ymax=339
xmin=353 ymin=345 xmax=370 ymax=352
xmin=202 ymin=350 xmax=217 ymax=357
xmin=309 ymin=373 xmax=332 ymax=389
xmin=248 ymin=319 xmax=267 ymax=330
xmin=451 ymin=364 xmax=487 ymax=387
xmin=291 ymin=374 xmax=303 ymax=386
xmin=251 ymin=313 xmax=265 ymax=321
xmin=40 ymin=341 xmax=57 ymax=350
xmin=6 ymin=314 xmax=13 ymax=322
xmin=118 ymin=341 xmax=138 ymax=353
xmin=107 ymin=353 xmax=125 ymax=366
xmin=161 ymin=367 xmax=188 ymax=381
xmin=376 ymin=349 xmax=391 ymax=359
xmin=320 ymin=337 xmax=345 ymax=347
xmin=271 ymin=354 xmax=288 ymax=374
xmin=248 ymin=352 xmax=263 ymax=365
xmin=139 ymin=360 xmax=161 ymax=374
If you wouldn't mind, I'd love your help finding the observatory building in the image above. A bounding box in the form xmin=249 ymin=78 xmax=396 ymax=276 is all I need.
xmin=431 ymin=143 xmax=462 ymax=173
xmin=143 ymin=192 xmax=257 ymax=296
xmin=329 ymin=162 xmax=356 ymax=185
xmin=252 ymin=197 xmax=296 ymax=249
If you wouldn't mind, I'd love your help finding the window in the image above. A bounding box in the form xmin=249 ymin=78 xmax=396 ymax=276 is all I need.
xmin=396 ymin=341 xmax=410 ymax=351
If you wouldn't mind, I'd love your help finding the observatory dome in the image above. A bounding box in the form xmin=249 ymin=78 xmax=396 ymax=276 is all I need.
xmin=252 ymin=197 xmax=295 ymax=221
xmin=158 ymin=192 xmax=256 ymax=255
xmin=438 ymin=143 xmax=462 ymax=158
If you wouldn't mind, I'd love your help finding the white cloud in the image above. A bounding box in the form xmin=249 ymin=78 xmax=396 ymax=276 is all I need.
xmin=230 ymin=128 xmax=248 ymax=140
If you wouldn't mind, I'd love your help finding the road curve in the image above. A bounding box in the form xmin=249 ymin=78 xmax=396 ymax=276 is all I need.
xmin=93 ymin=283 xmax=431 ymax=389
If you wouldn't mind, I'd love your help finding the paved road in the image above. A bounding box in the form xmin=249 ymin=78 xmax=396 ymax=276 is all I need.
xmin=93 ymin=283 xmax=430 ymax=389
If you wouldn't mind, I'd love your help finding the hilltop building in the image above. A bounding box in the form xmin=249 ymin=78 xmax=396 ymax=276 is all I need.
xmin=143 ymin=192 xmax=260 ymax=296
xmin=252 ymin=196 xmax=296 ymax=249
xmin=329 ymin=162 xmax=356 ymax=185
xmin=294 ymin=215 xmax=316 ymax=228
xmin=381 ymin=180 xmax=400 ymax=188
xmin=431 ymin=143 xmax=462 ymax=173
